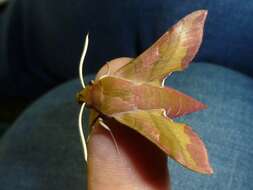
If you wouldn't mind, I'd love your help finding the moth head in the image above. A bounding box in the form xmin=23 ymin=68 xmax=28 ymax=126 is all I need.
xmin=76 ymin=82 xmax=93 ymax=106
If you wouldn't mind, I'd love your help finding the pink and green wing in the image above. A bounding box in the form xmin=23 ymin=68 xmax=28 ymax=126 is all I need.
xmin=112 ymin=109 xmax=213 ymax=174
xmin=92 ymin=76 xmax=206 ymax=118
xmin=113 ymin=10 xmax=207 ymax=86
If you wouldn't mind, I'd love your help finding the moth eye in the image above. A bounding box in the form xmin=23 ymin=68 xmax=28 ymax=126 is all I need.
xmin=89 ymin=80 xmax=95 ymax=85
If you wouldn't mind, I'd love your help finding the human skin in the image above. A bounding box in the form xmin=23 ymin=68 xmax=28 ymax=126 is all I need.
xmin=87 ymin=58 xmax=170 ymax=190
xmin=87 ymin=120 xmax=170 ymax=190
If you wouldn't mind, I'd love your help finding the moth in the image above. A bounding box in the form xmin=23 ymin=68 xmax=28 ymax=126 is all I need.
xmin=77 ymin=10 xmax=213 ymax=174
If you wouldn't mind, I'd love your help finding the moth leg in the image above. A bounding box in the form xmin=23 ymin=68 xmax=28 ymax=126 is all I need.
xmin=86 ymin=109 xmax=102 ymax=143
xmin=89 ymin=114 xmax=100 ymax=130
xmin=98 ymin=117 xmax=120 ymax=155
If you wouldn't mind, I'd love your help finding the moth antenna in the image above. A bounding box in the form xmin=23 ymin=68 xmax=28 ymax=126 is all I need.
xmin=78 ymin=103 xmax=88 ymax=162
xmin=98 ymin=118 xmax=120 ymax=155
xmin=79 ymin=33 xmax=89 ymax=88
